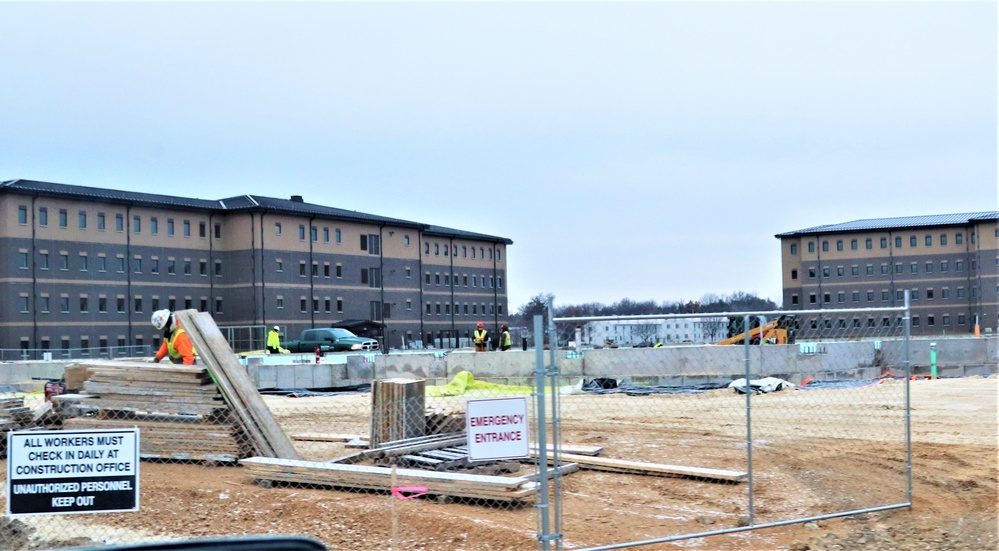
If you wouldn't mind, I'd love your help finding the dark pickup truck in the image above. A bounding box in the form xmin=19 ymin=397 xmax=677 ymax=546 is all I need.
xmin=283 ymin=328 xmax=379 ymax=353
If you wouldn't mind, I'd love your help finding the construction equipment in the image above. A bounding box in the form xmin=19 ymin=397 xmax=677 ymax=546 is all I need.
xmin=716 ymin=315 xmax=796 ymax=345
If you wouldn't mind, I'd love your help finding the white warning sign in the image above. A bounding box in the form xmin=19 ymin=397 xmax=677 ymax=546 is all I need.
xmin=466 ymin=396 xmax=530 ymax=461
xmin=7 ymin=428 xmax=140 ymax=516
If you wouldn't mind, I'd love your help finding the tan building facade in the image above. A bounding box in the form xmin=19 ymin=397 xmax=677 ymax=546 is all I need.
xmin=0 ymin=179 xmax=512 ymax=355
xmin=776 ymin=212 xmax=999 ymax=336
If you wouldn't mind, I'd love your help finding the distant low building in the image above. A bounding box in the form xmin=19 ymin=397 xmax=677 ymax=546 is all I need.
xmin=584 ymin=317 xmax=726 ymax=346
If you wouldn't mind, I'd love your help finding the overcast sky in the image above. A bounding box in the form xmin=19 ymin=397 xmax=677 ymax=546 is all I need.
xmin=1 ymin=1 xmax=996 ymax=310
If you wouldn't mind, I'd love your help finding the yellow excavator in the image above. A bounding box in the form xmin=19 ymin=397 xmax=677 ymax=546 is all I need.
xmin=715 ymin=315 xmax=796 ymax=345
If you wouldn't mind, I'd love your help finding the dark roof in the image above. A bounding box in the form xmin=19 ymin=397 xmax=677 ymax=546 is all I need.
xmin=1 ymin=179 xmax=512 ymax=240
xmin=776 ymin=211 xmax=999 ymax=238
xmin=1 ymin=179 xmax=221 ymax=210
xmin=423 ymin=224 xmax=514 ymax=245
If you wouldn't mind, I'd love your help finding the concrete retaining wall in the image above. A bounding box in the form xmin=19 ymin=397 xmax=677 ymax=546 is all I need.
xmin=3 ymin=337 xmax=995 ymax=390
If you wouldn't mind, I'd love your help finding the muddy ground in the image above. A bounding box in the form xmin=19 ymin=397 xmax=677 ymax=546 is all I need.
xmin=4 ymin=375 xmax=996 ymax=550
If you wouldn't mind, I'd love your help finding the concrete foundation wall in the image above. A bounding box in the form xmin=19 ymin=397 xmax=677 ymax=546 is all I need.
xmin=3 ymin=337 xmax=995 ymax=390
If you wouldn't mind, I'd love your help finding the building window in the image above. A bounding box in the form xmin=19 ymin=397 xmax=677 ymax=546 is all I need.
xmin=215 ymin=297 xmax=223 ymax=313
xmin=925 ymin=235 xmax=932 ymax=247
xmin=39 ymin=252 xmax=49 ymax=270
xmin=183 ymin=260 xmax=192 ymax=276
xmin=434 ymin=243 xmax=440 ymax=256
xmin=909 ymin=236 xmax=916 ymax=247
xmin=275 ymin=222 xmax=282 ymax=235
xmin=133 ymin=257 xmax=142 ymax=273
xmin=880 ymin=237 xmax=887 ymax=249
xmin=822 ymin=267 xmax=830 ymax=278
xmin=955 ymin=233 xmax=963 ymax=245
xmin=133 ymin=215 xmax=141 ymax=233
xmin=183 ymin=220 xmax=191 ymax=237
xmin=940 ymin=261 xmax=948 ymax=272
xmin=60 ymin=296 xmax=70 ymax=313
xmin=942 ymin=288 xmax=950 ymax=299
xmin=942 ymin=315 xmax=950 ymax=326
xmin=276 ymin=297 xmax=284 ymax=309
xmin=300 ymin=262 xmax=306 ymax=277
xmin=926 ymin=289 xmax=934 ymax=299
xmin=311 ymin=226 xmax=317 ymax=242
xmin=836 ymin=240 xmax=843 ymax=251
xmin=18 ymin=205 xmax=28 ymax=224
xmin=167 ymin=219 xmax=175 ymax=236
xmin=837 ymin=292 xmax=844 ymax=303
xmin=95 ymin=212 xmax=105 ymax=230
xmin=910 ymin=264 xmax=918 ymax=274
xmin=823 ymin=293 xmax=830 ymax=303
xmin=335 ymin=228 xmax=342 ymax=243
xmin=312 ymin=262 xmax=319 ymax=277
xmin=300 ymin=298 xmax=307 ymax=312
xmin=791 ymin=294 xmax=798 ymax=305
xmin=79 ymin=254 xmax=88 ymax=271
xmin=336 ymin=264 xmax=342 ymax=278
xmin=925 ymin=262 xmax=933 ymax=273
xmin=821 ymin=241 xmax=828 ymax=252
xmin=200 ymin=260 xmax=207 ymax=276
xmin=851 ymin=266 xmax=859 ymax=276
xmin=850 ymin=239 xmax=857 ymax=251
xmin=404 ymin=235 xmax=410 ymax=246
xmin=790 ymin=269 xmax=797 ymax=280
xmin=134 ymin=297 xmax=143 ymax=313
xmin=199 ymin=222 xmax=206 ymax=238
xmin=115 ymin=214 xmax=124 ymax=232
xmin=276 ymin=260 xmax=283 ymax=272
xmin=956 ymin=261 xmax=964 ymax=271
xmin=337 ymin=298 xmax=343 ymax=313
xmin=151 ymin=217 xmax=158 ymax=234
xmin=215 ymin=261 xmax=222 ymax=277
xmin=78 ymin=211 xmax=87 ymax=229
xmin=79 ymin=296 xmax=88 ymax=313
xmin=39 ymin=207 xmax=50 ymax=226
xmin=324 ymin=263 xmax=330 ymax=278
xmin=809 ymin=293 xmax=816 ymax=304
xmin=116 ymin=297 xmax=125 ymax=313
xmin=98 ymin=255 xmax=107 ymax=272
xmin=323 ymin=228 xmax=329 ymax=242
xmin=214 ymin=223 xmax=221 ymax=238
xmin=867 ymin=291 xmax=874 ymax=301
xmin=836 ymin=267 xmax=844 ymax=277
xmin=882 ymin=291 xmax=889 ymax=301
xmin=60 ymin=253 xmax=69 ymax=270
xmin=912 ymin=316 xmax=920 ymax=327
xmin=852 ymin=291 xmax=860 ymax=302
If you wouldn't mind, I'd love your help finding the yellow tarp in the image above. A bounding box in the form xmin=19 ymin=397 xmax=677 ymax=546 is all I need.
xmin=426 ymin=371 xmax=533 ymax=397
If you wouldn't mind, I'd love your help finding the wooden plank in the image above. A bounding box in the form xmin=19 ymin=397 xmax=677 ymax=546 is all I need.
xmin=178 ymin=310 xmax=299 ymax=459
xmin=291 ymin=433 xmax=363 ymax=443
xmin=536 ymin=452 xmax=747 ymax=482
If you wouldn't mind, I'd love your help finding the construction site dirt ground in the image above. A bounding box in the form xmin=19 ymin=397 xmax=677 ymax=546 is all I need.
xmin=7 ymin=375 xmax=998 ymax=550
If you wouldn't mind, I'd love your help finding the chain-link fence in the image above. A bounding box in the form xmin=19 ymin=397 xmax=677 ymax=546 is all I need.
xmin=0 ymin=302 xmax=912 ymax=550
xmin=544 ymin=303 xmax=912 ymax=550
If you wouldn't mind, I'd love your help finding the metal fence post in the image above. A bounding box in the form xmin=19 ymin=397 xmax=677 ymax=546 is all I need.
xmin=904 ymin=290 xmax=913 ymax=506
xmin=534 ymin=314 xmax=552 ymax=550
xmin=743 ymin=314 xmax=755 ymax=527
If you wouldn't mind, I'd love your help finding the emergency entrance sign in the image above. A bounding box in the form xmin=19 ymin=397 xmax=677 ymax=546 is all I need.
xmin=7 ymin=428 xmax=140 ymax=516
xmin=466 ymin=397 xmax=530 ymax=461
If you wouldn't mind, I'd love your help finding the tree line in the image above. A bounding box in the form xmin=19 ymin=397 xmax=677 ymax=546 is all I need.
xmin=507 ymin=291 xmax=778 ymax=336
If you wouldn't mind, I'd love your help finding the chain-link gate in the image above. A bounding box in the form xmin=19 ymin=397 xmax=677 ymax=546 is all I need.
xmin=536 ymin=299 xmax=913 ymax=550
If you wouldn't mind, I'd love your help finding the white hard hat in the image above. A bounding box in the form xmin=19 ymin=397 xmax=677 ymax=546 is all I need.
xmin=273 ymin=326 xmax=280 ymax=331
xmin=151 ymin=309 xmax=172 ymax=330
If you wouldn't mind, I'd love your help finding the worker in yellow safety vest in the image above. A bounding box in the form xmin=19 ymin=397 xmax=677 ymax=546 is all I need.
xmin=267 ymin=326 xmax=282 ymax=354
xmin=473 ymin=322 xmax=489 ymax=352
xmin=499 ymin=325 xmax=512 ymax=351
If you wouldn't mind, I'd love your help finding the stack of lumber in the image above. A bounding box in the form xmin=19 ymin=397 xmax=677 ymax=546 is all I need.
xmin=176 ymin=310 xmax=299 ymax=460
xmin=370 ymin=378 xmax=425 ymax=447
xmin=426 ymin=409 xmax=465 ymax=435
xmin=0 ymin=396 xmax=38 ymax=432
xmin=58 ymin=359 xmax=252 ymax=462
xmin=240 ymin=457 xmax=582 ymax=503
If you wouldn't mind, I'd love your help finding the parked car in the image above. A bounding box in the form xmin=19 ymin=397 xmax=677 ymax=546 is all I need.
xmin=282 ymin=328 xmax=379 ymax=353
